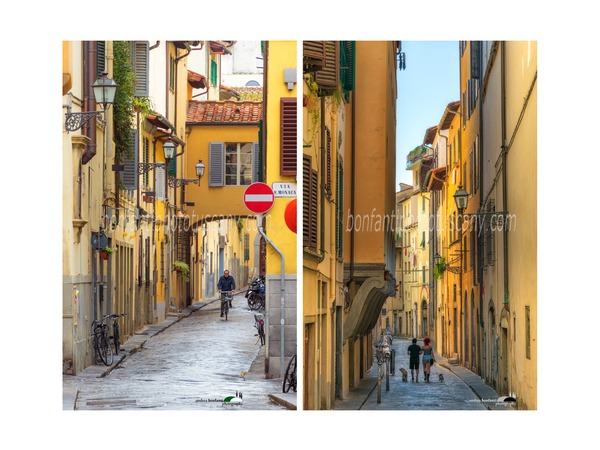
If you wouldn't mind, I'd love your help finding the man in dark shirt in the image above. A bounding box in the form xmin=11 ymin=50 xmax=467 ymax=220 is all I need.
xmin=407 ymin=338 xmax=422 ymax=383
xmin=217 ymin=270 xmax=236 ymax=317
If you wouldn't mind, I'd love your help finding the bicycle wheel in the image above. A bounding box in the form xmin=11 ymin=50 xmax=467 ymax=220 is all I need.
xmin=99 ymin=330 xmax=113 ymax=366
xmin=283 ymin=355 xmax=297 ymax=393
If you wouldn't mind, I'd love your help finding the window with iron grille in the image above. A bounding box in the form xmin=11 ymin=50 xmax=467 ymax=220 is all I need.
xmin=303 ymin=155 xmax=318 ymax=251
xmin=176 ymin=218 xmax=191 ymax=264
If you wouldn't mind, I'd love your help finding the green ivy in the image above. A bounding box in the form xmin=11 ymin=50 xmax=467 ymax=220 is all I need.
xmin=112 ymin=41 xmax=136 ymax=162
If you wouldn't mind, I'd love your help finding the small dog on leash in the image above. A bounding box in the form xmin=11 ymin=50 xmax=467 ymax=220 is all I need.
xmin=399 ymin=367 xmax=408 ymax=382
xmin=438 ymin=373 xmax=444 ymax=382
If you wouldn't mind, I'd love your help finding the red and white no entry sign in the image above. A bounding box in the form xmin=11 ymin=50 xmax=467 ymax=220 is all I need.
xmin=243 ymin=182 xmax=275 ymax=214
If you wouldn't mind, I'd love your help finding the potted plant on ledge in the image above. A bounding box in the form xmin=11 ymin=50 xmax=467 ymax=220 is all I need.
xmin=100 ymin=246 xmax=114 ymax=260
xmin=172 ymin=261 xmax=190 ymax=282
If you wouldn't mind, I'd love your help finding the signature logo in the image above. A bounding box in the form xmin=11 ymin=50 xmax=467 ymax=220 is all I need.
xmin=223 ymin=391 xmax=243 ymax=406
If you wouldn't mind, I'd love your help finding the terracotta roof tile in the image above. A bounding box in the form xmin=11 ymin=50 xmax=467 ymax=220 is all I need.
xmin=188 ymin=70 xmax=207 ymax=89
xmin=187 ymin=100 xmax=263 ymax=124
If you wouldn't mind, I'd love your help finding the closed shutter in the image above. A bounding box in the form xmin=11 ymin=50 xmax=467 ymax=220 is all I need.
xmin=303 ymin=41 xmax=326 ymax=72
xmin=280 ymin=97 xmax=297 ymax=176
xmin=303 ymin=155 xmax=318 ymax=251
xmin=470 ymin=41 xmax=481 ymax=80
xmin=209 ymin=142 xmax=224 ymax=186
xmin=315 ymin=41 xmax=339 ymax=91
xmin=96 ymin=41 xmax=106 ymax=77
xmin=155 ymin=165 xmax=166 ymax=201
xmin=252 ymin=142 xmax=260 ymax=183
xmin=340 ymin=41 xmax=355 ymax=96
xmin=121 ymin=129 xmax=138 ymax=191
xmin=168 ymin=157 xmax=176 ymax=178
xmin=131 ymin=41 xmax=149 ymax=96
xmin=210 ymin=59 xmax=218 ymax=86
xmin=325 ymin=127 xmax=332 ymax=196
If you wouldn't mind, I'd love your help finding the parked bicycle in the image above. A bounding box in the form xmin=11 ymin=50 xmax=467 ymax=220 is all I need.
xmin=220 ymin=291 xmax=233 ymax=320
xmin=254 ymin=314 xmax=265 ymax=346
xmin=108 ymin=313 xmax=127 ymax=355
xmin=283 ymin=354 xmax=297 ymax=393
xmin=246 ymin=275 xmax=265 ymax=311
xmin=91 ymin=315 xmax=113 ymax=366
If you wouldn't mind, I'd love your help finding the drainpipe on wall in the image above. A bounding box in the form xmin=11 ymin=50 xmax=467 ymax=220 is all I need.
xmin=82 ymin=41 xmax=98 ymax=165
xmin=256 ymin=216 xmax=286 ymax=379
xmin=501 ymin=42 xmax=509 ymax=308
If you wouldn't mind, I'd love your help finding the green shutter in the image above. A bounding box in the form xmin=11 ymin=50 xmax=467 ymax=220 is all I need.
xmin=210 ymin=59 xmax=218 ymax=86
xmin=340 ymin=41 xmax=355 ymax=100
xmin=121 ymin=129 xmax=138 ymax=191
xmin=168 ymin=157 xmax=176 ymax=178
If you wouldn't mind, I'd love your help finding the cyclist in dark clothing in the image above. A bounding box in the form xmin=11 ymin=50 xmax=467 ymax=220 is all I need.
xmin=218 ymin=270 xmax=236 ymax=317
xmin=407 ymin=338 xmax=422 ymax=383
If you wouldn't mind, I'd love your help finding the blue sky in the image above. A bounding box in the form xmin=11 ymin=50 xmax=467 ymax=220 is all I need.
xmin=396 ymin=41 xmax=459 ymax=187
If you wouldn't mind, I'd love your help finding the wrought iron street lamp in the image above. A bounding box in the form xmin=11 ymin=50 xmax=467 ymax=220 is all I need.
xmin=65 ymin=72 xmax=118 ymax=132
xmin=167 ymin=160 xmax=206 ymax=188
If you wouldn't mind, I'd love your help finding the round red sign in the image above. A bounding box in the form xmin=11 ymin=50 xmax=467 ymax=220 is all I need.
xmin=243 ymin=182 xmax=275 ymax=214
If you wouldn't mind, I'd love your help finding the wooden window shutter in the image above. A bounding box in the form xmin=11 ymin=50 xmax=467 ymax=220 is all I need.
xmin=121 ymin=129 xmax=138 ymax=191
xmin=155 ymin=165 xmax=166 ymax=201
xmin=168 ymin=156 xmax=176 ymax=178
xmin=315 ymin=41 xmax=339 ymax=91
xmin=96 ymin=41 xmax=106 ymax=78
xmin=280 ymin=97 xmax=297 ymax=176
xmin=303 ymin=41 xmax=326 ymax=72
xmin=209 ymin=142 xmax=224 ymax=186
xmin=303 ymin=155 xmax=318 ymax=251
xmin=340 ymin=41 xmax=355 ymax=95
xmin=131 ymin=41 xmax=149 ymax=97
xmin=470 ymin=41 xmax=482 ymax=80
xmin=325 ymin=127 xmax=332 ymax=196
xmin=252 ymin=142 xmax=260 ymax=183
xmin=210 ymin=59 xmax=218 ymax=86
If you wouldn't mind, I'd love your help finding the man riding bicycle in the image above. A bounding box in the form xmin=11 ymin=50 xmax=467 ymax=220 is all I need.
xmin=218 ymin=269 xmax=236 ymax=317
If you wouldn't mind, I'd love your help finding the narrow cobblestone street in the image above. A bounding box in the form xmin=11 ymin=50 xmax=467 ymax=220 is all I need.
xmin=334 ymin=337 xmax=509 ymax=410
xmin=63 ymin=294 xmax=290 ymax=410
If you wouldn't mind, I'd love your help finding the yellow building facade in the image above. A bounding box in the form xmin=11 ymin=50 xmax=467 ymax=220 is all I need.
xmin=303 ymin=41 xmax=398 ymax=409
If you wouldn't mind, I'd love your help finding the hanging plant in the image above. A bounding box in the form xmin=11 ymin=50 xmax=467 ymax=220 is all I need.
xmin=172 ymin=261 xmax=190 ymax=282
xmin=434 ymin=257 xmax=446 ymax=280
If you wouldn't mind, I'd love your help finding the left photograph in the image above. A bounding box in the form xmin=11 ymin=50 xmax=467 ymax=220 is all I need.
xmin=62 ymin=40 xmax=298 ymax=410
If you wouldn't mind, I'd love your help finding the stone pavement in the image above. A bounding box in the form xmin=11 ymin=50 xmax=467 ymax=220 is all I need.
xmin=333 ymin=336 xmax=516 ymax=410
xmin=63 ymin=292 xmax=296 ymax=410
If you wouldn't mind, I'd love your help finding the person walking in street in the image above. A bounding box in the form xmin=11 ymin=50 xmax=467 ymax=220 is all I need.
xmin=218 ymin=270 xmax=236 ymax=317
xmin=407 ymin=338 xmax=422 ymax=383
xmin=422 ymin=337 xmax=434 ymax=382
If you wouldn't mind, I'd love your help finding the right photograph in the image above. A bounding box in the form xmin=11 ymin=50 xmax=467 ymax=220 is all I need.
xmin=301 ymin=41 xmax=537 ymax=410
